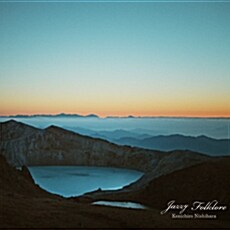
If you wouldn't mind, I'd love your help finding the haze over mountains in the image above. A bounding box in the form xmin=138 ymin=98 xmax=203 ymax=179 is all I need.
xmin=0 ymin=117 xmax=229 ymax=158
xmin=113 ymin=134 xmax=229 ymax=156
xmin=0 ymin=115 xmax=228 ymax=139
xmin=61 ymin=127 xmax=229 ymax=156
xmin=0 ymin=115 xmax=229 ymax=157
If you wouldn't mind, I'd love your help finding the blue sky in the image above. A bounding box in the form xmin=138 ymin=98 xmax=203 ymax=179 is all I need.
xmin=0 ymin=1 xmax=230 ymax=116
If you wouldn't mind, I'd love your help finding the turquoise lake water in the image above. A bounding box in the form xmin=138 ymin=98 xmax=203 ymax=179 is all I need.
xmin=29 ymin=166 xmax=144 ymax=197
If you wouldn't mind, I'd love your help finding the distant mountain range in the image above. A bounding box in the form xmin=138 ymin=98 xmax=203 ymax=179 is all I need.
xmin=62 ymin=127 xmax=229 ymax=156
xmin=113 ymin=134 xmax=229 ymax=156
xmin=0 ymin=113 xmax=99 ymax=118
xmin=0 ymin=113 xmax=229 ymax=119
xmin=1 ymin=117 xmax=227 ymax=156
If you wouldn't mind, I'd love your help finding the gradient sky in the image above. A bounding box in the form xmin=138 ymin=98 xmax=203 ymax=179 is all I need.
xmin=0 ymin=1 xmax=230 ymax=117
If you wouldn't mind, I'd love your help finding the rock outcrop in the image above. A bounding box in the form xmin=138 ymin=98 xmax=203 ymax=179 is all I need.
xmin=0 ymin=153 xmax=51 ymax=198
xmin=0 ymin=120 xmax=163 ymax=171
xmin=0 ymin=120 xmax=209 ymax=181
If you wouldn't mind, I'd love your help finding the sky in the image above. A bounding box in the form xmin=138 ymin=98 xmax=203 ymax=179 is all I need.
xmin=0 ymin=1 xmax=230 ymax=117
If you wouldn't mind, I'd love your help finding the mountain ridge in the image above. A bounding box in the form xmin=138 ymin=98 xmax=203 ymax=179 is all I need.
xmin=62 ymin=126 xmax=228 ymax=156
xmin=0 ymin=113 xmax=99 ymax=119
xmin=0 ymin=120 xmax=163 ymax=171
xmin=114 ymin=134 xmax=229 ymax=156
xmin=0 ymin=113 xmax=229 ymax=119
xmin=0 ymin=120 xmax=210 ymax=184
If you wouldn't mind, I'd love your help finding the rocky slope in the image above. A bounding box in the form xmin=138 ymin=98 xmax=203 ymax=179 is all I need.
xmin=86 ymin=157 xmax=230 ymax=226
xmin=1 ymin=152 xmax=229 ymax=228
xmin=0 ymin=120 xmax=209 ymax=179
xmin=0 ymin=154 xmax=229 ymax=229
xmin=137 ymin=157 xmax=230 ymax=212
xmin=0 ymin=120 xmax=162 ymax=171
xmin=0 ymin=153 xmax=49 ymax=198
xmin=0 ymin=153 xmax=160 ymax=228
xmin=91 ymin=157 xmax=230 ymax=203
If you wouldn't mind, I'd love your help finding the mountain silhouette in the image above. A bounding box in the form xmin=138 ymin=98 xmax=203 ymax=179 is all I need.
xmin=114 ymin=134 xmax=229 ymax=156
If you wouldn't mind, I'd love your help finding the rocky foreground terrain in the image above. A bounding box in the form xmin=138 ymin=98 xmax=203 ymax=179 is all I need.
xmin=0 ymin=120 xmax=230 ymax=228
xmin=1 ymin=152 xmax=230 ymax=228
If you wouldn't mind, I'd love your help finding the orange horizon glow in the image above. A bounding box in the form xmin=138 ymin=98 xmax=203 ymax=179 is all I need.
xmin=1 ymin=92 xmax=229 ymax=118
xmin=1 ymin=96 xmax=229 ymax=118
xmin=1 ymin=3 xmax=230 ymax=121
xmin=1 ymin=110 xmax=229 ymax=118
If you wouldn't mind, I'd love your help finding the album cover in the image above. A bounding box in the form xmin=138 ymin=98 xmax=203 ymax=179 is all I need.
xmin=0 ymin=0 xmax=229 ymax=229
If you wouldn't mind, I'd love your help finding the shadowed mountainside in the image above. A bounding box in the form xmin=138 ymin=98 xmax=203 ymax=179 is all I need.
xmin=0 ymin=153 xmax=170 ymax=228
xmin=89 ymin=158 xmax=230 ymax=210
xmin=0 ymin=120 xmax=209 ymax=181
xmin=1 ymin=152 xmax=229 ymax=228
xmin=83 ymin=157 xmax=230 ymax=228
xmin=0 ymin=120 xmax=162 ymax=171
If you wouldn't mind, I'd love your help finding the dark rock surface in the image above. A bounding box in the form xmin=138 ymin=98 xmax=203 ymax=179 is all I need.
xmin=90 ymin=157 xmax=230 ymax=211
xmin=1 ymin=153 xmax=229 ymax=228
